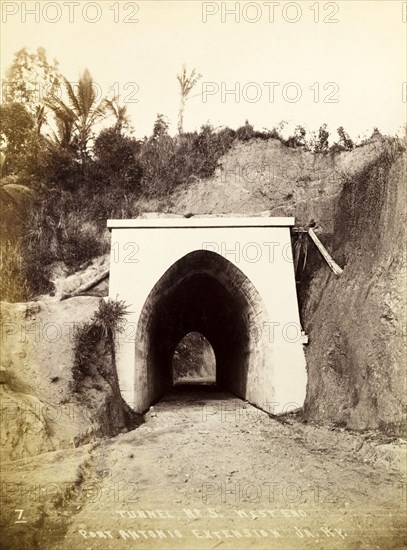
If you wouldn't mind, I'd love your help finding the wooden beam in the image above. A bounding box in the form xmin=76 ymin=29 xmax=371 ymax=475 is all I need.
xmin=60 ymin=269 xmax=110 ymax=301
xmin=291 ymin=227 xmax=309 ymax=233
xmin=308 ymin=228 xmax=343 ymax=276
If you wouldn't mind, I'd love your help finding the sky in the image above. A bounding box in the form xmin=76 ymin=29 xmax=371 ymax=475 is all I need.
xmin=1 ymin=0 xmax=406 ymax=140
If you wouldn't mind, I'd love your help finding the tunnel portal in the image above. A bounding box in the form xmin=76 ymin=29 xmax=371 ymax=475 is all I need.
xmin=107 ymin=216 xmax=307 ymax=413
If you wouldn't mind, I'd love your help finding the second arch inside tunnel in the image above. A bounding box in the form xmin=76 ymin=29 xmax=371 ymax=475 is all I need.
xmin=135 ymin=250 xmax=270 ymax=411
xmin=172 ymin=331 xmax=216 ymax=385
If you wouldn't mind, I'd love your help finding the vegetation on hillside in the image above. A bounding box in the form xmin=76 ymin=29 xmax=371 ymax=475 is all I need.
xmin=0 ymin=47 xmax=399 ymax=302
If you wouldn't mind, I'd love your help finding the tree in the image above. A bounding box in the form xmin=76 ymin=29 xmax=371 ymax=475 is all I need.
xmin=294 ymin=125 xmax=307 ymax=146
xmin=314 ymin=123 xmax=330 ymax=153
xmin=139 ymin=114 xmax=176 ymax=195
xmin=2 ymin=47 xmax=61 ymax=126
xmin=176 ymin=65 xmax=202 ymax=134
xmin=45 ymin=69 xmax=110 ymax=162
xmin=152 ymin=113 xmax=170 ymax=141
xmin=337 ymin=126 xmax=354 ymax=151
xmin=0 ymin=103 xmax=36 ymax=175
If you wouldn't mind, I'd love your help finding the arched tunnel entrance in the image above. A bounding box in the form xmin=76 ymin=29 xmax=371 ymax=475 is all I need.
xmin=107 ymin=216 xmax=307 ymax=413
xmin=135 ymin=250 xmax=270 ymax=409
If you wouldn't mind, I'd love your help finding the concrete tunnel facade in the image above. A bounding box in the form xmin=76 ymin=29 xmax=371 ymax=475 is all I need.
xmin=107 ymin=217 xmax=307 ymax=413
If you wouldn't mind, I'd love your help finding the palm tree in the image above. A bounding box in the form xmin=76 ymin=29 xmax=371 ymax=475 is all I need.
xmin=51 ymin=111 xmax=75 ymax=147
xmin=105 ymin=99 xmax=130 ymax=134
xmin=176 ymin=65 xmax=202 ymax=134
xmin=46 ymin=69 xmax=109 ymax=162
xmin=34 ymin=105 xmax=47 ymax=135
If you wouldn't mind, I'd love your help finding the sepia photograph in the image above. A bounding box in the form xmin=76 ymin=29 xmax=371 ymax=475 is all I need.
xmin=0 ymin=1 xmax=406 ymax=548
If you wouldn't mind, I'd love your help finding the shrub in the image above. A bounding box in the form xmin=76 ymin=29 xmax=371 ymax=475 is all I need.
xmin=172 ymin=125 xmax=236 ymax=181
xmin=235 ymin=121 xmax=286 ymax=144
xmin=33 ymin=141 xmax=82 ymax=192
xmin=71 ymin=299 xmax=129 ymax=389
xmin=285 ymin=126 xmax=307 ymax=149
xmin=236 ymin=121 xmax=256 ymax=141
xmin=92 ymin=127 xmax=143 ymax=192
xmin=336 ymin=126 xmax=354 ymax=151
xmin=59 ymin=219 xmax=107 ymax=268
xmin=139 ymin=122 xmax=237 ymax=197
xmin=71 ymin=321 xmax=101 ymax=384
xmin=93 ymin=298 xmax=129 ymax=341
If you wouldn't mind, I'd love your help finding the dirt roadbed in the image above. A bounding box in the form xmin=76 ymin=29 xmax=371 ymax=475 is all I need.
xmin=1 ymin=388 xmax=406 ymax=549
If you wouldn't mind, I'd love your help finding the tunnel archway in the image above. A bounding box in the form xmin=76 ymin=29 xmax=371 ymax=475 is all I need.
xmin=135 ymin=250 xmax=270 ymax=409
xmin=172 ymin=331 xmax=216 ymax=385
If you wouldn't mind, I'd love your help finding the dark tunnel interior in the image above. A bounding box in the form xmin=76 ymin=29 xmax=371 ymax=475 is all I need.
xmin=136 ymin=251 xmax=268 ymax=407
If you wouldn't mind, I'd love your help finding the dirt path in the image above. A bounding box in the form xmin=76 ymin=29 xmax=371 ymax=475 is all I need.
xmin=2 ymin=388 xmax=406 ymax=549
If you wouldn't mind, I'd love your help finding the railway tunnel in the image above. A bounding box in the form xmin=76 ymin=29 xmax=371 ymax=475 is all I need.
xmin=135 ymin=250 xmax=269 ymax=405
xmin=107 ymin=217 xmax=307 ymax=413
